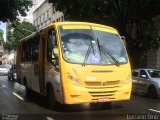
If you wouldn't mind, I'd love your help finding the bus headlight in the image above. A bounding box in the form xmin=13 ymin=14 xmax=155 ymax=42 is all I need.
xmin=124 ymin=75 xmax=132 ymax=85
xmin=67 ymin=73 xmax=81 ymax=86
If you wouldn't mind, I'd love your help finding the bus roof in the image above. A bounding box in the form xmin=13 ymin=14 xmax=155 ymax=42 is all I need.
xmin=49 ymin=21 xmax=118 ymax=32
xmin=18 ymin=21 xmax=118 ymax=43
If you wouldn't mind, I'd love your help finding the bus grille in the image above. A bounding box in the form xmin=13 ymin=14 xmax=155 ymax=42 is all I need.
xmin=84 ymin=80 xmax=120 ymax=87
xmin=89 ymin=91 xmax=117 ymax=100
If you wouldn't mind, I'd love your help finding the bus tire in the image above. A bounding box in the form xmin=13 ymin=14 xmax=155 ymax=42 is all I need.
xmin=47 ymin=85 xmax=56 ymax=109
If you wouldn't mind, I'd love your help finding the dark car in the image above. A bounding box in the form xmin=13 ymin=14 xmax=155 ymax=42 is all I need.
xmin=8 ymin=65 xmax=17 ymax=81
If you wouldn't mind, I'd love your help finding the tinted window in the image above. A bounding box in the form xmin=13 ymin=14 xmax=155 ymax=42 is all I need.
xmin=21 ymin=34 xmax=39 ymax=62
xmin=140 ymin=70 xmax=147 ymax=78
xmin=147 ymin=70 xmax=160 ymax=78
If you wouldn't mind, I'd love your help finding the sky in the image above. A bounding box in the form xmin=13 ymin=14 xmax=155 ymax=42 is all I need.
xmin=0 ymin=0 xmax=45 ymax=42
xmin=0 ymin=22 xmax=6 ymax=42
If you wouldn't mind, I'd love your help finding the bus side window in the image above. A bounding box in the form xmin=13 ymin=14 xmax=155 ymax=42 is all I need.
xmin=47 ymin=29 xmax=56 ymax=61
xmin=32 ymin=35 xmax=39 ymax=62
xmin=47 ymin=28 xmax=59 ymax=71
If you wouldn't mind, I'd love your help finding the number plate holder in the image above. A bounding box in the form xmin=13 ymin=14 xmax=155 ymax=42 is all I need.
xmin=97 ymin=98 xmax=110 ymax=102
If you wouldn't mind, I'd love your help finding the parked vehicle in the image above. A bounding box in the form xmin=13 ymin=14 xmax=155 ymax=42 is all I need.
xmin=132 ymin=68 xmax=160 ymax=98
xmin=0 ymin=65 xmax=9 ymax=76
xmin=5 ymin=64 xmax=12 ymax=70
xmin=8 ymin=64 xmax=17 ymax=81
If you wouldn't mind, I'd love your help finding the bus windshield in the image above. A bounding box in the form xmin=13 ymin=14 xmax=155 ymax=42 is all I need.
xmin=59 ymin=26 xmax=128 ymax=65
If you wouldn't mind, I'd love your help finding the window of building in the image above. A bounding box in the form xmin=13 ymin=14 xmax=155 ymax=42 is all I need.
xmin=47 ymin=10 xmax=49 ymax=19
xmin=41 ymin=15 xmax=43 ymax=24
xmin=38 ymin=17 xmax=40 ymax=25
xmin=43 ymin=13 xmax=45 ymax=22
xmin=45 ymin=12 xmax=47 ymax=21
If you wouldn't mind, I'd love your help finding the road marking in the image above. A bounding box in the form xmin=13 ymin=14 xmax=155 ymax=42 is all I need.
xmin=46 ymin=117 xmax=54 ymax=120
xmin=13 ymin=92 xmax=24 ymax=100
xmin=149 ymin=109 xmax=160 ymax=113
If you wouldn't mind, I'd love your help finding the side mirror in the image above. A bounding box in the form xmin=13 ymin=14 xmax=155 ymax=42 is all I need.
xmin=52 ymin=47 xmax=59 ymax=72
xmin=121 ymin=36 xmax=126 ymax=46
xmin=53 ymin=47 xmax=58 ymax=57
xmin=141 ymin=74 xmax=147 ymax=78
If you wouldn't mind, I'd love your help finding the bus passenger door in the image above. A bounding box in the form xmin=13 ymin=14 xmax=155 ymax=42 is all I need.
xmin=45 ymin=28 xmax=62 ymax=102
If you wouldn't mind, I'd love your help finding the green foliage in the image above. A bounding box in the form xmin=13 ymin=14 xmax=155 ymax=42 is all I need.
xmin=0 ymin=28 xmax=4 ymax=45
xmin=0 ymin=0 xmax=33 ymax=22
xmin=3 ymin=21 xmax=36 ymax=51
xmin=49 ymin=0 xmax=160 ymax=67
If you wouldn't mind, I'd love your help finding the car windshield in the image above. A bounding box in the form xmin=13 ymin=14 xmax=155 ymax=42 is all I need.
xmin=147 ymin=70 xmax=160 ymax=78
xmin=59 ymin=25 xmax=128 ymax=65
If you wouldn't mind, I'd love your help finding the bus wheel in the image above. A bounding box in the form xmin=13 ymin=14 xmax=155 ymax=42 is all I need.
xmin=148 ymin=86 xmax=158 ymax=99
xmin=47 ymin=86 xmax=56 ymax=109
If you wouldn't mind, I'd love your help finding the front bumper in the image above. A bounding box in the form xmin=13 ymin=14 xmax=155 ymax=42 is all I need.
xmin=62 ymin=83 xmax=132 ymax=104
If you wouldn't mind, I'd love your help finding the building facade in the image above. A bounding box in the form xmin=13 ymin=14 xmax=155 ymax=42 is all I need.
xmin=147 ymin=49 xmax=160 ymax=69
xmin=147 ymin=15 xmax=160 ymax=69
xmin=33 ymin=0 xmax=64 ymax=30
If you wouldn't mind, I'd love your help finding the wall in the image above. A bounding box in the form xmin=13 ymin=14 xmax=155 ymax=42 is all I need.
xmin=147 ymin=49 xmax=160 ymax=69
xmin=33 ymin=0 xmax=64 ymax=30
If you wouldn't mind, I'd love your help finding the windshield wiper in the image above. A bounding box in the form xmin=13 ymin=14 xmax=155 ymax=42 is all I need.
xmin=97 ymin=39 xmax=120 ymax=66
xmin=82 ymin=40 xmax=94 ymax=67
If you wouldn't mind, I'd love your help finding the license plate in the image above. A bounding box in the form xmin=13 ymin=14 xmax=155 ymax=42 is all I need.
xmin=97 ymin=98 xmax=110 ymax=102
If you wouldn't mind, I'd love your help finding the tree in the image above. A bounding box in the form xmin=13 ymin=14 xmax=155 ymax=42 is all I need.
xmin=0 ymin=0 xmax=33 ymax=22
xmin=0 ymin=28 xmax=4 ymax=45
xmin=49 ymin=0 xmax=160 ymax=67
xmin=3 ymin=21 xmax=36 ymax=51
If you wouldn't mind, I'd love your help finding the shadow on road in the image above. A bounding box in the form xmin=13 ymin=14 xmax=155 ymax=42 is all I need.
xmin=24 ymin=91 xmax=122 ymax=112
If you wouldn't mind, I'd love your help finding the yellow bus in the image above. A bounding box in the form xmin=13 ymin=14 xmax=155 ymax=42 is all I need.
xmin=16 ymin=22 xmax=132 ymax=108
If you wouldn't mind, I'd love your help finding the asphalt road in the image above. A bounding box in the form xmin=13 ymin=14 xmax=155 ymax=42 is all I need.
xmin=0 ymin=76 xmax=160 ymax=120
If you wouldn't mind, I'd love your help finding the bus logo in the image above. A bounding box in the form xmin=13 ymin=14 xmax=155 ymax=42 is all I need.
xmin=101 ymin=82 xmax=107 ymax=86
